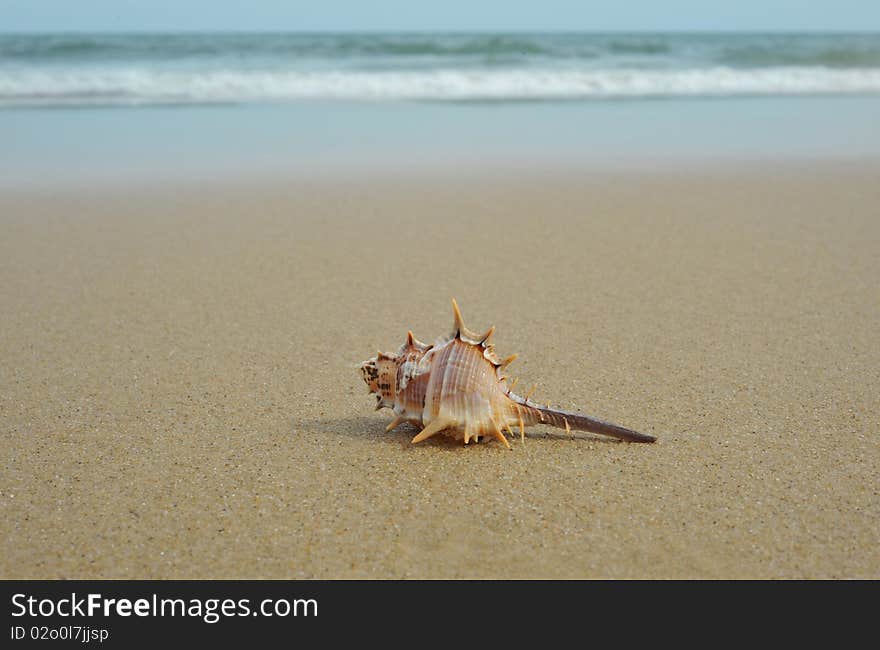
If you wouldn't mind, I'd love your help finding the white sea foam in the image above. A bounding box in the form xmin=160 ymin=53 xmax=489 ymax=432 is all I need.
xmin=2 ymin=67 xmax=880 ymax=106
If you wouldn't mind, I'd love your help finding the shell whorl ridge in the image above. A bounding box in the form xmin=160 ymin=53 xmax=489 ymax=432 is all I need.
xmin=359 ymin=299 xmax=656 ymax=447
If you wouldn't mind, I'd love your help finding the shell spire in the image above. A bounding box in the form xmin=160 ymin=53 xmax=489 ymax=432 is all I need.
xmin=359 ymin=300 xmax=656 ymax=447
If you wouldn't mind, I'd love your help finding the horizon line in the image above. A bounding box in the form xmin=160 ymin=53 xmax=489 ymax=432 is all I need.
xmin=2 ymin=28 xmax=880 ymax=35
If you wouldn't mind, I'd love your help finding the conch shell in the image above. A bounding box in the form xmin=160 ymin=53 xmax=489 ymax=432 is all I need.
xmin=359 ymin=300 xmax=655 ymax=447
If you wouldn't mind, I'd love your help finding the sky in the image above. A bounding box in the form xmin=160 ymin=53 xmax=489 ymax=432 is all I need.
xmin=2 ymin=0 xmax=880 ymax=32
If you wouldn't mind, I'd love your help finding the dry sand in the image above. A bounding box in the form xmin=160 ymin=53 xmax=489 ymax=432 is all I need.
xmin=1 ymin=162 xmax=878 ymax=579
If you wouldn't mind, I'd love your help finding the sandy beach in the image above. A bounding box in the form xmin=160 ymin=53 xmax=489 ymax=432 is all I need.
xmin=1 ymin=162 xmax=878 ymax=579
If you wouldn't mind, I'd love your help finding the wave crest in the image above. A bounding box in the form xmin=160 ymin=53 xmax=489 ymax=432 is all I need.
xmin=2 ymin=67 xmax=880 ymax=106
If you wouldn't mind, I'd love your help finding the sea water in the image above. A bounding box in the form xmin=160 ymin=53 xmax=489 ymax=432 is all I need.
xmin=1 ymin=32 xmax=879 ymax=187
xmin=2 ymin=32 xmax=880 ymax=105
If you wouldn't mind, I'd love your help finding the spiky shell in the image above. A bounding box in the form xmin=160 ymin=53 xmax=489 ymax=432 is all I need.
xmin=359 ymin=300 xmax=656 ymax=447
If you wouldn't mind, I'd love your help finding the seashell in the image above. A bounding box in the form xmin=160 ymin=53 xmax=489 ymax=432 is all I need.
xmin=359 ymin=299 xmax=655 ymax=447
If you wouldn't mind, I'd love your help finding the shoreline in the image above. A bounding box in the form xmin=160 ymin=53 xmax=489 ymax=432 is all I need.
xmin=3 ymin=94 xmax=880 ymax=191
xmin=3 ymin=154 xmax=879 ymax=197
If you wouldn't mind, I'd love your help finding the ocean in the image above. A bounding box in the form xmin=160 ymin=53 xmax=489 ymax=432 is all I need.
xmin=2 ymin=31 xmax=880 ymax=106
xmin=2 ymin=32 xmax=880 ymax=188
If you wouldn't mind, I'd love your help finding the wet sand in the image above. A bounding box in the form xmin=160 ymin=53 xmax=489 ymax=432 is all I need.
xmin=1 ymin=162 xmax=878 ymax=578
